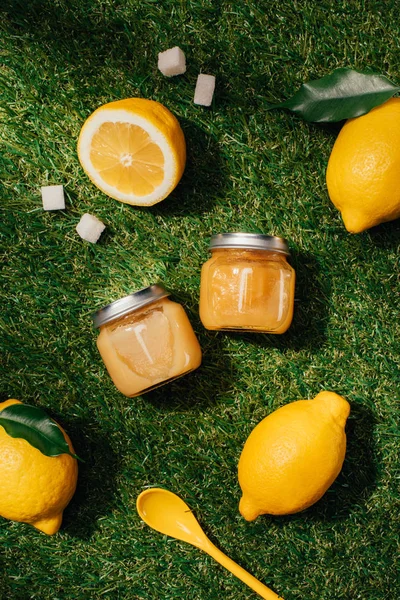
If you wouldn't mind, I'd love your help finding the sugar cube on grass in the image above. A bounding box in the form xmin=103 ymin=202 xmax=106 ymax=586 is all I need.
xmin=76 ymin=213 xmax=105 ymax=243
xmin=158 ymin=46 xmax=186 ymax=77
xmin=41 ymin=185 xmax=65 ymax=211
xmin=194 ymin=74 xmax=216 ymax=107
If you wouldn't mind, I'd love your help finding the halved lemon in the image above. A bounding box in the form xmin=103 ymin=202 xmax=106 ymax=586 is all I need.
xmin=77 ymin=98 xmax=186 ymax=206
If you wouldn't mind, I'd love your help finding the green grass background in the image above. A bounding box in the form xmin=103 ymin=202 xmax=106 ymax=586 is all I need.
xmin=0 ymin=1 xmax=399 ymax=598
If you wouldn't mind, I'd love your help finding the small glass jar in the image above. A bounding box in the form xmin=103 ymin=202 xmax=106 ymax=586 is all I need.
xmin=93 ymin=284 xmax=202 ymax=397
xmin=199 ymin=233 xmax=295 ymax=333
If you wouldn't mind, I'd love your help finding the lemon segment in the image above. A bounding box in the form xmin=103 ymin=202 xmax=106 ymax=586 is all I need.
xmin=78 ymin=98 xmax=186 ymax=206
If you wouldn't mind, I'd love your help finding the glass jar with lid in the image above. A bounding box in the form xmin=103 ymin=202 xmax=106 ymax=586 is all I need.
xmin=199 ymin=233 xmax=295 ymax=333
xmin=93 ymin=284 xmax=202 ymax=397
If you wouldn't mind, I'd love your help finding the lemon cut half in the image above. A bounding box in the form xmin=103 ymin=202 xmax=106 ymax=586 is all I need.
xmin=78 ymin=98 xmax=186 ymax=206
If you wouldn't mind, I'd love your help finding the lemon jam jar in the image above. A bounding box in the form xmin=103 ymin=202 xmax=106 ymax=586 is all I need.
xmin=199 ymin=233 xmax=295 ymax=333
xmin=93 ymin=284 xmax=202 ymax=397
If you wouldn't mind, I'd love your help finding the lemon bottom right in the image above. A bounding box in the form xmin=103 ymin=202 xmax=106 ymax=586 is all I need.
xmin=238 ymin=391 xmax=350 ymax=521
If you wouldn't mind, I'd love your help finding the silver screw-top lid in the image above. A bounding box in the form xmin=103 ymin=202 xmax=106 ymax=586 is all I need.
xmin=209 ymin=233 xmax=290 ymax=255
xmin=92 ymin=284 xmax=170 ymax=328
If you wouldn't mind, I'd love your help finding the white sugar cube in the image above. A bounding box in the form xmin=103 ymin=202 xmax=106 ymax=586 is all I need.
xmin=76 ymin=213 xmax=105 ymax=243
xmin=194 ymin=74 xmax=216 ymax=107
xmin=41 ymin=185 xmax=65 ymax=211
xmin=158 ymin=46 xmax=186 ymax=77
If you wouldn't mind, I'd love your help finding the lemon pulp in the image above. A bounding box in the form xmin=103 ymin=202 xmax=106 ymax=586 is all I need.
xmin=90 ymin=122 xmax=165 ymax=196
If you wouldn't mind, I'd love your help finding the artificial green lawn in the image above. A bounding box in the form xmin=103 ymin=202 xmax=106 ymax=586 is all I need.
xmin=0 ymin=1 xmax=399 ymax=598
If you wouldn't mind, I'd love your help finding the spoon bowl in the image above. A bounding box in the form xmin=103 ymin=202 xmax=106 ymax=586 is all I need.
xmin=137 ymin=487 xmax=284 ymax=600
xmin=136 ymin=487 xmax=209 ymax=550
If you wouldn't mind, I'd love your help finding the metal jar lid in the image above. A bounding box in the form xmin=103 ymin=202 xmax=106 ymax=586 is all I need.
xmin=92 ymin=284 xmax=170 ymax=328
xmin=209 ymin=233 xmax=290 ymax=255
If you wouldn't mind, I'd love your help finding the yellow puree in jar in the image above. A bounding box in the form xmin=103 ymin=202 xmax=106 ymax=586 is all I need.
xmin=97 ymin=298 xmax=202 ymax=397
xmin=199 ymin=249 xmax=295 ymax=333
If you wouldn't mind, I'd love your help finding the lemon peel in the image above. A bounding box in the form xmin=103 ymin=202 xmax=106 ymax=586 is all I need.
xmin=326 ymin=97 xmax=400 ymax=232
xmin=238 ymin=391 xmax=350 ymax=520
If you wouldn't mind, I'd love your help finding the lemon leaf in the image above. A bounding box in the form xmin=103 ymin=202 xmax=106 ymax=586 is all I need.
xmin=267 ymin=68 xmax=400 ymax=122
xmin=0 ymin=404 xmax=79 ymax=459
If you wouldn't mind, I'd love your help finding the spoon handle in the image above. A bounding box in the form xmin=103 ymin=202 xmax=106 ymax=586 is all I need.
xmin=205 ymin=542 xmax=284 ymax=600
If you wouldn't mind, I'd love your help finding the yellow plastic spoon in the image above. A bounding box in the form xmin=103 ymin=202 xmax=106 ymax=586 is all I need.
xmin=136 ymin=487 xmax=284 ymax=600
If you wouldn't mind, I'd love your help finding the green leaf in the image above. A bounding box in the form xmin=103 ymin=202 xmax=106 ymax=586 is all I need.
xmin=0 ymin=403 xmax=79 ymax=459
xmin=267 ymin=68 xmax=400 ymax=122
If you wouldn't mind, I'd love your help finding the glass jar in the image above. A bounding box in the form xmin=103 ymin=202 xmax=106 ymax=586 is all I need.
xmin=199 ymin=233 xmax=295 ymax=333
xmin=93 ymin=284 xmax=202 ymax=397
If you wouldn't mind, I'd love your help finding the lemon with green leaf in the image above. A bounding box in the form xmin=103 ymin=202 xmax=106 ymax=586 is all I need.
xmin=326 ymin=98 xmax=400 ymax=232
xmin=0 ymin=399 xmax=78 ymax=534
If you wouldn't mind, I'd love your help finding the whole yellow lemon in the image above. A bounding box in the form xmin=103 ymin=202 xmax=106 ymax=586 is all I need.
xmin=238 ymin=391 xmax=350 ymax=520
xmin=0 ymin=399 xmax=78 ymax=534
xmin=326 ymin=97 xmax=400 ymax=233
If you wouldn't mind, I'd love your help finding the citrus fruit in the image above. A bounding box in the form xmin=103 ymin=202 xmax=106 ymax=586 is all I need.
xmin=0 ymin=399 xmax=78 ymax=534
xmin=326 ymin=97 xmax=400 ymax=233
xmin=77 ymin=98 xmax=186 ymax=206
xmin=238 ymin=391 xmax=350 ymax=520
